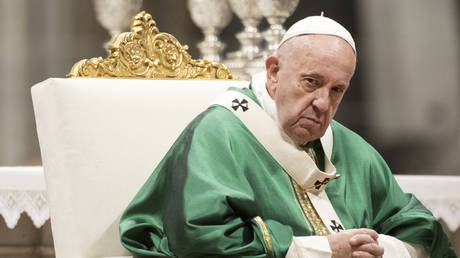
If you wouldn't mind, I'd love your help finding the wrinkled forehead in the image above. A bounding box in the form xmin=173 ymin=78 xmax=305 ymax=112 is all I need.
xmin=277 ymin=34 xmax=356 ymax=62
xmin=276 ymin=34 xmax=357 ymax=78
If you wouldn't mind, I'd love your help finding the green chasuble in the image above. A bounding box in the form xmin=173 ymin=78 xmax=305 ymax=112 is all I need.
xmin=119 ymin=87 xmax=456 ymax=257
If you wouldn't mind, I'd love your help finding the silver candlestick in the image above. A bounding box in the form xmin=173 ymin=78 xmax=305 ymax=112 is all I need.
xmin=228 ymin=0 xmax=263 ymax=60
xmin=188 ymin=0 xmax=233 ymax=63
xmin=93 ymin=0 xmax=143 ymax=51
xmin=225 ymin=0 xmax=264 ymax=79
xmin=257 ymin=0 xmax=299 ymax=57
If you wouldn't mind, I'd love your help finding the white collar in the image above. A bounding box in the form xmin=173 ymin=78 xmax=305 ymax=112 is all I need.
xmin=250 ymin=71 xmax=333 ymax=159
xmin=251 ymin=71 xmax=279 ymax=124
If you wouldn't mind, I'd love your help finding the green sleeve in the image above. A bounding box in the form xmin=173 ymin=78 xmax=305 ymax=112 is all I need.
xmin=119 ymin=107 xmax=293 ymax=257
xmin=369 ymin=150 xmax=457 ymax=257
xmin=329 ymin=121 xmax=456 ymax=258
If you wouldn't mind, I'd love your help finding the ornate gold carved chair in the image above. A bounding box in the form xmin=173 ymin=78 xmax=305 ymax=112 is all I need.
xmin=32 ymin=11 xmax=248 ymax=258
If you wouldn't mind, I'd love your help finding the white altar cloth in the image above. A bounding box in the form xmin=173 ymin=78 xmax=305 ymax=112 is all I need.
xmin=0 ymin=166 xmax=459 ymax=233
xmin=0 ymin=166 xmax=48 ymax=229
xmin=395 ymin=175 xmax=460 ymax=232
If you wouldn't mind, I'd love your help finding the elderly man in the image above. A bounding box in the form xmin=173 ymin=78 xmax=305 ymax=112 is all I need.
xmin=119 ymin=16 xmax=455 ymax=257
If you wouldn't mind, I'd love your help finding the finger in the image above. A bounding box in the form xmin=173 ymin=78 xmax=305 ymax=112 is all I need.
xmin=353 ymin=243 xmax=384 ymax=256
xmin=350 ymin=228 xmax=379 ymax=240
xmin=351 ymin=250 xmax=376 ymax=258
xmin=349 ymin=234 xmax=378 ymax=246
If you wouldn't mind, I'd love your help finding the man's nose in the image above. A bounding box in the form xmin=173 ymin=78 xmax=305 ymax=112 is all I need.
xmin=312 ymin=88 xmax=330 ymax=113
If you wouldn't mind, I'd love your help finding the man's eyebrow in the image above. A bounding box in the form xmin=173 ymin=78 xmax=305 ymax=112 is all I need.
xmin=300 ymin=73 xmax=349 ymax=89
xmin=300 ymin=73 xmax=324 ymax=80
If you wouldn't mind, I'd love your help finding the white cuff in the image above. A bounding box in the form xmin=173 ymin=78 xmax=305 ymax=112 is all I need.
xmin=285 ymin=236 xmax=332 ymax=258
xmin=378 ymin=234 xmax=429 ymax=258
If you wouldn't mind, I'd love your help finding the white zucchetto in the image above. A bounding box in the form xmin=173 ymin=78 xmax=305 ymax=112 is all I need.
xmin=279 ymin=15 xmax=356 ymax=54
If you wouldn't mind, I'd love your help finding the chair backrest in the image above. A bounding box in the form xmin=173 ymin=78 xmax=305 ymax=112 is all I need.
xmin=32 ymin=78 xmax=249 ymax=257
xmin=32 ymin=10 xmax=250 ymax=257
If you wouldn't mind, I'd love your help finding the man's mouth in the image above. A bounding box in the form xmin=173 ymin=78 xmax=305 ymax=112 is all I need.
xmin=294 ymin=116 xmax=321 ymax=127
xmin=303 ymin=116 xmax=321 ymax=125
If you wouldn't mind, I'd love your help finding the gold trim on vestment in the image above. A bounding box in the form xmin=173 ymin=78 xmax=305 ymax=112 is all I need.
xmin=254 ymin=216 xmax=274 ymax=255
xmin=305 ymin=147 xmax=318 ymax=166
xmin=67 ymin=11 xmax=236 ymax=80
xmin=292 ymin=181 xmax=330 ymax=236
xmin=289 ymin=180 xmax=314 ymax=234
xmin=290 ymin=147 xmax=330 ymax=236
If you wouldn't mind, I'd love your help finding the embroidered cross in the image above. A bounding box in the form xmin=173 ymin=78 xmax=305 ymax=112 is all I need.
xmin=330 ymin=220 xmax=344 ymax=233
xmin=231 ymin=98 xmax=249 ymax=112
xmin=314 ymin=178 xmax=330 ymax=190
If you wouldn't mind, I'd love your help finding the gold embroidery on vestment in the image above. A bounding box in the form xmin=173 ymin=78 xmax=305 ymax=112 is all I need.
xmin=289 ymin=180 xmax=314 ymax=234
xmin=254 ymin=216 xmax=274 ymax=255
xmin=290 ymin=147 xmax=330 ymax=236
xmin=306 ymin=147 xmax=318 ymax=165
xmin=292 ymin=181 xmax=330 ymax=236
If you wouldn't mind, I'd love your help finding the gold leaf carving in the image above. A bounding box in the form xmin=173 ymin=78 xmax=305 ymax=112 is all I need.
xmin=67 ymin=11 xmax=236 ymax=80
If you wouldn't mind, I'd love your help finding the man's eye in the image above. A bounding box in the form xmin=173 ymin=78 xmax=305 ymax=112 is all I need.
xmin=304 ymin=77 xmax=319 ymax=86
xmin=333 ymin=87 xmax=344 ymax=93
xmin=306 ymin=77 xmax=317 ymax=84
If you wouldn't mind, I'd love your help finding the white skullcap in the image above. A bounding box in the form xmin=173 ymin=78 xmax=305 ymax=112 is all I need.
xmin=279 ymin=15 xmax=356 ymax=53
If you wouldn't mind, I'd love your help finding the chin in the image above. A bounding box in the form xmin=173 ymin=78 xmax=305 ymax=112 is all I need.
xmin=284 ymin=125 xmax=324 ymax=145
xmin=290 ymin=132 xmax=315 ymax=145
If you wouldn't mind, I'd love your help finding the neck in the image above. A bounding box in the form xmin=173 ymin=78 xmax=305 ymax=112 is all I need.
xmin=251 ymin=71 xmax=279 ymax=123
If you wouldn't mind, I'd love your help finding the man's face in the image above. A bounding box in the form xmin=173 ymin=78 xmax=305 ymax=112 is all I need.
xmin=266 ymin=35 xmax=356 ymax=145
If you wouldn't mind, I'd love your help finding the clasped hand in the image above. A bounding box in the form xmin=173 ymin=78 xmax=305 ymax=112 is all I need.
xmin=327 ymin=228 xmax=384 ymax=258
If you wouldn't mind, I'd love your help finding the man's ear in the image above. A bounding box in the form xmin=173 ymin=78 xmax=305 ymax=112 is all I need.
xmin=265 ymin=56 xmax=279 ymax=98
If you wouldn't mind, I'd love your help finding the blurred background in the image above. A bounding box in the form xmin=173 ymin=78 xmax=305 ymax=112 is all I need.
xmin=0 ymin=0 xmax=459 ymax=257
xmin=0 ymin=0 xmax=459 ymax=174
